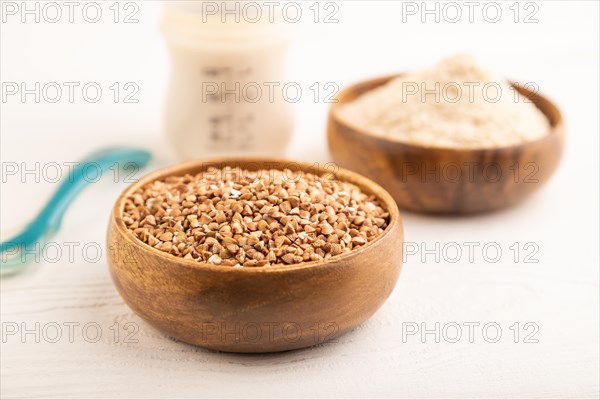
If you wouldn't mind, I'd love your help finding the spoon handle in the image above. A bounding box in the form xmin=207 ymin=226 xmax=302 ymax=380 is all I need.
xmin=1 ymin=148 xmax=152 ymax=252
xmin=37 ymin=148 xmax=152 ymax=232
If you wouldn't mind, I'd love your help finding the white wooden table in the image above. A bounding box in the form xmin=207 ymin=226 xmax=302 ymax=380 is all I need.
xmin=1 ymin=2 xmax=598 ymax=398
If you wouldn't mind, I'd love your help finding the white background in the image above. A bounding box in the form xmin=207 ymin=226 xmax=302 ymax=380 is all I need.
xmin=1 ymin=1 xmax=599 ymax=398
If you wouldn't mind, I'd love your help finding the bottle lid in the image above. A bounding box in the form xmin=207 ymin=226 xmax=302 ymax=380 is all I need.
xmin=162 ymin=0 xmax=293 ymax=46
xmin=163 ymin=1 xmax=288 ymax=25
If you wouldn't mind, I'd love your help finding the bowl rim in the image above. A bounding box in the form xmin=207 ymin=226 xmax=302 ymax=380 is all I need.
xmin=329 ymin=74 xmax=565 ymax=153
xmin=111 ymin=157 xmax=403 ymax=273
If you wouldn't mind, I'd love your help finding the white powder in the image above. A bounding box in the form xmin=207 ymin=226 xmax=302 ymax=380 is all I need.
xmin=336 ymin=55 xmax=550 ymax=148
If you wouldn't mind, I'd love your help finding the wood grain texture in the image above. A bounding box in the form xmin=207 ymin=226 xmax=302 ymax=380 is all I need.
xmin=2 ymin=252 xmax=598 ymax=399
xmin=107 ymin=158 xmax=404 ymax=353
xmin=327 ymin=76 xmax=565 ymax=214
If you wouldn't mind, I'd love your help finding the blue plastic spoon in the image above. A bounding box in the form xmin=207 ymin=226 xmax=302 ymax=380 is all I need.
xmin=0 ymin=148 xmax=152 ymax=274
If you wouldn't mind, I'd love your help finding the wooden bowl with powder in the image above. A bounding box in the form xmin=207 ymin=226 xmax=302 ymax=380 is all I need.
xmin=107 ymin=158 xmax=403 ymax=353
xmin=328 ymin=71 xmax=564 ymax=214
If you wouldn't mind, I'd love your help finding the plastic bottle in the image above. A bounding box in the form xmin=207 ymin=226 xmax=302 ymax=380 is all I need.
xmin=161 ymin=1 xmax=294 ymax=160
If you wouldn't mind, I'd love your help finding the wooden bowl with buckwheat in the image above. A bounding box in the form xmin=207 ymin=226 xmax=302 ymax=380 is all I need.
xmin=107 ymin=158 xmax=403 ymax=353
